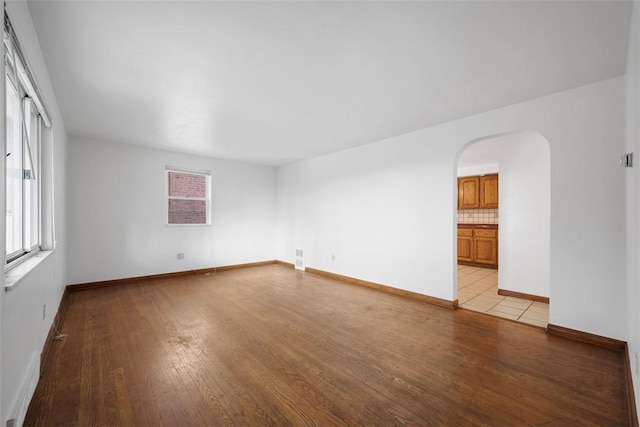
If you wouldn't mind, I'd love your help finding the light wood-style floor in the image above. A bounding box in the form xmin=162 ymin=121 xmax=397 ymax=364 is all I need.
xmin=457 ymin=265 xmax=549 ymax=327
xmin=26 ymin=264 xmax=630 ymax=426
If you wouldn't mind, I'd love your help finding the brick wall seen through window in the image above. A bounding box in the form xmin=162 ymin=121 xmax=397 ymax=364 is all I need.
xmin=167 ymin=169 xmax=210 ymax=225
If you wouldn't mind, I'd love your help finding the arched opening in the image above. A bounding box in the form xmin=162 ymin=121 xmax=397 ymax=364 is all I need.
xmin=454 ymin=131 xmax=550 ymax=327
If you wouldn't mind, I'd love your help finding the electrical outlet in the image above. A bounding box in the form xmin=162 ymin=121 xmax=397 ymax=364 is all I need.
xmin=42 ymin=304 xmax=46 ymax=320
xmin=177 ymin=253 xmax=184 ymax=260
xmin=331 ymin=254 xmax=335 ymax=261
xmin=635 ymin=352 xmax=639 ymax=376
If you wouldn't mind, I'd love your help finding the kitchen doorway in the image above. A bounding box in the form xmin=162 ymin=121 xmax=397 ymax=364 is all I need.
xmin=455 ymin=131 xmax=550 ymax=327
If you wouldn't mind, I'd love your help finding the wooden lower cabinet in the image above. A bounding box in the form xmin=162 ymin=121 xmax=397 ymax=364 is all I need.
xmin=456 ymin=229 xmax=473 ymax=262
xmin=457 ymin=227 xmax=498 ymax=267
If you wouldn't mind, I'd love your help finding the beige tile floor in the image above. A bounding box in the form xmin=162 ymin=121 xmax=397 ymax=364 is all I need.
xmin=457 ymin=265 xmax=549 ymax=328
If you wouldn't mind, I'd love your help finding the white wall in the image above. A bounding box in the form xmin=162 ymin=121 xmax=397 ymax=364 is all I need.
xmin=457 ymin=132 xmax=550 ymax=298
xmin=497 ymin=133 xmax=550 ymax=298
xmin=277 ymin=76 xmax=625 ymax=340
xmin=625 ymin=1 xmax=640 ymax=417
xmin=1 ymin=1 xmax=68 ymax=423
xmin=67 ymin=138 xmax=276 ymax=284
xmin=457 ymin=163 xmax=498 ymax=177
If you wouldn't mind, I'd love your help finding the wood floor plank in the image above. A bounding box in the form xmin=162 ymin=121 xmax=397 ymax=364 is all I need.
xmin=25 ymin=265 xmax=630 ymax=426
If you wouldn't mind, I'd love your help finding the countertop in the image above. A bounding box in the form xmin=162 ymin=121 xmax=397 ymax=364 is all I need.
xmin=457 ymin=223 xmax=498 ymax=230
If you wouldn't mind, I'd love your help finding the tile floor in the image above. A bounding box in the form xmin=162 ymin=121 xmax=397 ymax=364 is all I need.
xmin=457 ymin=265 xmax=549 ymax=328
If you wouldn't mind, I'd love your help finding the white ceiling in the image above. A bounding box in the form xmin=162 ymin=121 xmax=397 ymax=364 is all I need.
xmin=27 ymin=1 xmax=632 ymax=166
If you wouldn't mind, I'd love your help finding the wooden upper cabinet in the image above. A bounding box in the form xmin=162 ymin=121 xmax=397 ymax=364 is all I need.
xmin=479 ymin=174 xmax=498 ymax=209
xmin=457 ymin=177 xmax=480 ymax=209
xmin=458 ymin=173 xmax=498 ymax=210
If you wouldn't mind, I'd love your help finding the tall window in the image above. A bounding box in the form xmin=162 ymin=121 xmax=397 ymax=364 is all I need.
xmin=166 ymin=168 xmax=211 ymax=225
xmin=4 ymin=13 xmax=50 ymax=266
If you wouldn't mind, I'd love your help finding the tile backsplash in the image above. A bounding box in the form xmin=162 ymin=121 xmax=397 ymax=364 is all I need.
xmin=458 ymin=209 xmax=499 ymax=224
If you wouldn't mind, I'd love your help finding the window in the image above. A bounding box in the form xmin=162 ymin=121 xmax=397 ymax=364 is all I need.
xmin=166 ymin=167 xmax=211 ymax=225
xmin=4 ymin=13 xmax=51 ymax=266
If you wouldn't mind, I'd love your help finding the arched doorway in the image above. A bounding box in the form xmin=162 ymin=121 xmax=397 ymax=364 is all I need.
xmin=455 ymin=131 xmax=550 ymax=327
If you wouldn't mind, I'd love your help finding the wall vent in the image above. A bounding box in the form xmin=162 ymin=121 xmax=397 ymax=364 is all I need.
xmin=295 ymin=249 xmax=305 ymax=271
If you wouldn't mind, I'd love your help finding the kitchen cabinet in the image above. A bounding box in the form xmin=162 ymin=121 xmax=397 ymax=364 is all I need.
xmin=457 ymin=226 xmax=498 ymax=268
xmin=457 ymin=177 xmax=480 ymax=209
xmin=457 ymin=229 xmax=474 ymax=262
xmin=479 ymin=174 xmax=498 ymax=208
xmin=457 ymin=174 xmax=498 ymax=209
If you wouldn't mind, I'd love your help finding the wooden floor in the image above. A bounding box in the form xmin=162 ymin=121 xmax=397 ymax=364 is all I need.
xmin=26 ymin=264 xmax=630 ymax=426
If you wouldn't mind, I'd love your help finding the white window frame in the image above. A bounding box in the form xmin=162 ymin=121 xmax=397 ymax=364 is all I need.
xmin=165 ymin=166 xmax=211 ymax=226
xmin=4 ymin=11 xmax=50 ymax=270
xmin=5 ymin=49 xmax=42 ymax=265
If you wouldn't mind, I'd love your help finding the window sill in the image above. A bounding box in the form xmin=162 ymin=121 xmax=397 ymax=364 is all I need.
xmin=165 ymin=223 xmax=212 ymax=227
xmin=5 ymin=250 xmax=54 ymax=292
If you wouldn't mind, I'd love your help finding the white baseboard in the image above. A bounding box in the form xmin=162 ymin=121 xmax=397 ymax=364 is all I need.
xmin=6 ymin=351 xmax=40 ymax=427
